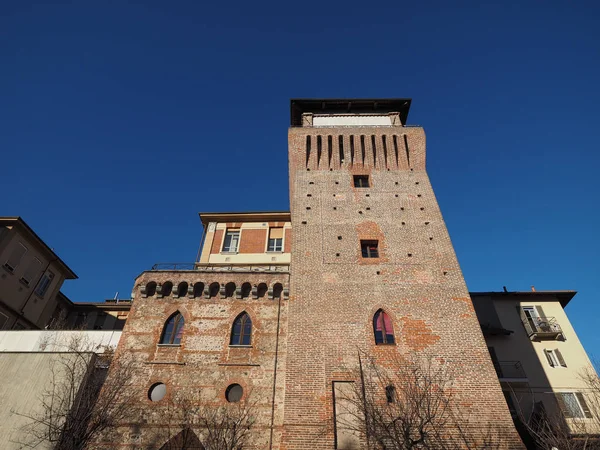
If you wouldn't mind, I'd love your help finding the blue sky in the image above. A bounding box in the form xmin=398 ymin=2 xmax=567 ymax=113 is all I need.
xmin=1 ymin=1 xmax=599 ymax=353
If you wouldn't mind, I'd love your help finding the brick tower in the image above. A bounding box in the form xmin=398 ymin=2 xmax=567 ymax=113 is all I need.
xmin=283 ymin=99 xmax=524 ymax=448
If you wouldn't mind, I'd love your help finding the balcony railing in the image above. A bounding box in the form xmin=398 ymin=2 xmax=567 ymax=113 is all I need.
xmin=151 ymin=263 xmax=289 ymax=273
xmin=494 ymin=361 xmax=527 ymax=380
xmin=522 ymin=316 xmax=564 ymax=340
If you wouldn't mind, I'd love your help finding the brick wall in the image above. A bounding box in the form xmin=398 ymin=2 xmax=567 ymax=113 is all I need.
xmin=281 ymin=125 xmax=524 ymax=448
xmin=239 ymin=229 xmax=267 ymax=253
xmin=99 ymin=270 xmax=289 ymax=448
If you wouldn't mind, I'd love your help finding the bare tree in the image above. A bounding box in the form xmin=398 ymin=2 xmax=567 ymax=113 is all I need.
xmin=512 ymin=363 xmax=600 ymax=450
xmin=157 ymin=392 xmax=256 ymax=450
xmin=14 ymin=333 xmax=136 ymax=450
xmin=335 ymin=351 xmax=503 ymax=449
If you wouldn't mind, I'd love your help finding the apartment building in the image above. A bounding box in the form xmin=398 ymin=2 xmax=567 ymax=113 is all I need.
xmin=472 ymin=290 xmax=598 ymax=441
xmin=0 ymin=217 xmax=77 ymax=330
xmin=100 ymin=99 xmax=530 ymax=448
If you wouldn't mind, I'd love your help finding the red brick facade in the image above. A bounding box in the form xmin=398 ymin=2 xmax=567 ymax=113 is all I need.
xmin=100 ymin=100 xmax=524 ymax=449
xmin=280 ymin=124 xmax=524 ymax=448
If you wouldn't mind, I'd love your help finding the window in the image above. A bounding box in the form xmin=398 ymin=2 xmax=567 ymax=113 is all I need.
xmin=222 ymin=229 xmax=240 ymax=252
xmin=353 ymin=175 xmax=370 ymax=188
xmin=373 ymin=309 xmax=395 ymax=344
xmin=267 ymin=227 xmax=284 ymax=252
xmin=226 ymin=384 xmax=243 ymax=403
xmin=148 ymin=383 xmax=167 ymax=402
xmin=361 ymin=240 xmax=379 ymax=258
xmin=4 ymin=242 xmax=27 ymax=272
xmin=160 ymin=312 xmax=184 ymax=345
xmin=385 ymin=385 xmax=396 ymax=403
xmin=35 ymin=272 xmax=55 ymax=297
xmin=21 ymin=258 xmax=42 ymax=286
xmin=544 ymin=349 xmax=567 ymax=368
xmin=556 ymin=392 xmax=593 ymax=419
xmin=230 ymin=312 xmax=252 ymax=346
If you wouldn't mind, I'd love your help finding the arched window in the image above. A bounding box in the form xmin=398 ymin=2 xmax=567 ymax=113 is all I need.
xmin=160 ymin=312 xmax=184 ymax=345
xmin=373 ymin=309 xmax=394 ymax=345
xmin=230 ymin=312 xmax=252 ymax=346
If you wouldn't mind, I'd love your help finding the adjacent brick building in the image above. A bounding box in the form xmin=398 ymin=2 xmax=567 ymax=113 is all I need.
xmin=102 ymin=99 xmax=526 ymax=448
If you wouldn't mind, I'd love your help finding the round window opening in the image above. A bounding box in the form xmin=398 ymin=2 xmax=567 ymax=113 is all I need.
xmin=148 ymin=383 xmax=167 ymax=402
xmin=225 ymin=384 xmax=243 ymax=403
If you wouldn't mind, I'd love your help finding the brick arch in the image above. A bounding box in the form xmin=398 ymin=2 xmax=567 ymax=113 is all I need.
xmin=163 ymin=304 xmax=192 ymax=324
xmin=220 ymin=377 xmax=251 ymax=404
xmin=228 ymin=307 xmax=261 ymax=332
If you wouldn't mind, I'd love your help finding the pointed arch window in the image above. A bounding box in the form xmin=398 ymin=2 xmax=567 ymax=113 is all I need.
xmin=160 ymin=312 xmax=184 ymax=345
xmin=373 ymin=310 xmax=395 ymax=345
xmin=230 ymin=312 xmax=252 ymax=346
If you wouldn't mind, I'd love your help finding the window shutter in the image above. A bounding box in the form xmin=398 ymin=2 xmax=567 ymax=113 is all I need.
xmin=544 ymin=350 xmax=555 ymax=367
xmin=535 ymin=305 xmax=547 ymax=319
xmin=555 ymin=349 xmax=567 ymax=367
xmin=555 ymin=393 xmax=573 ymax=418
xmin=269 ymin=228 xmax=283 ymax=239
xmin=576 ymin=393 xmax=593 ymax=418
xmin=518 ymin=306 xmax=533 ymax=336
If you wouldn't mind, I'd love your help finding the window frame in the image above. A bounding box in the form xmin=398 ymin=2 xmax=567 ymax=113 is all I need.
xmin=159 ymin=312 xmax=185 ymax=346
xmin=35 ymin=271 xmax=55 ymax=297
xmin=353 ymin=175 xmax=370 ymax=188
xmin=4 ymin=242 xmax=27 ymax=273
xmin=361 ymin=240 xmax=379 ymax=258
xmin=230 ymin=312 xmax=252 ymax=346
xmin=21 ymin=257 xmax=42 ymax=286
xmin=373 ymin=309 xmax=395 ymax=345
xmin=222 ymin=229 xmax=241 ymax=253
xmin=544 ymin=349 xmax=567 ymax=368
xmin=557 ymin=392 xmax=590 ymax=419
xmin=266 ymin=227 xmax=284 ymax=253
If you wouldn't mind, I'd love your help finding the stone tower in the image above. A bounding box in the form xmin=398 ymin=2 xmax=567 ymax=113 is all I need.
xmin=282 ymin=99 xmax=524 ymax=448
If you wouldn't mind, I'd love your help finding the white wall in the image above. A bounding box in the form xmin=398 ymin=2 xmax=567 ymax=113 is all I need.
xmin=0 ymin=330 xmax=122 ymax=353
xmin=313 ymin=114 xmax=392 ymax=127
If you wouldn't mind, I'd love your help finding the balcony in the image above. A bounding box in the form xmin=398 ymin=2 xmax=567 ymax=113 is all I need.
xmin=494 ymin=361 xmax=528 ymax=382
xmin=150 ymin=263 xmax=289 ymax=273
xmin=522 ymin=316 xmax=564 ymax=341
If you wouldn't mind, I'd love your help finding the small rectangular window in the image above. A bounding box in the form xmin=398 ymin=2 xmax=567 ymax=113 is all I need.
xmin=361 ymin=240 xmax=379 ymax=258
xmin=267 ymin=228 xmax=284 ymax=252
xmin=4 ymin=242 xmax=27 ymax=272
xmin=556 ymin=392 xmax=589 ymax=419
xmin=545 ymin=349 xmax=567 ymax=368
xmin=35 ymin=271 xmax=55 ymax=297
xmin=222 ymin=230 xmax=240 ymax=252
xmin=353 ymin=175 xmax=370 ymax=188
xmin=21 ymin=257 xmax=42 ymax=285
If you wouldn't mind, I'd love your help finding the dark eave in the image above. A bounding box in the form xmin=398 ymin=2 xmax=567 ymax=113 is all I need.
xmin=470 ymin=290 xmax=577 ymax=308
xmin=199 ymin=211 xmax=291 ymax=226
xmin=290 ymin=98 xmax=412 ymax=127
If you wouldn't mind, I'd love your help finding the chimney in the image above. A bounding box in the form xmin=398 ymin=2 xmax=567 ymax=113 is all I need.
xmin=503 ymin=286 xmax=508 ymax=293
xmin=531 ymin=285 xmax=536 ymax=292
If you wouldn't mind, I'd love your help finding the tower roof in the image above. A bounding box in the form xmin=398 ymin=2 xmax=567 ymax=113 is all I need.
xmin=290 ymin=98 xmax=412 ymax=127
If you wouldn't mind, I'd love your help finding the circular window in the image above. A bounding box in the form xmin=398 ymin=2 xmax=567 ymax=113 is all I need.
xmin=225 ymin=384 xmax=243 ymax=403
xmin=148 ymin=383 xmax=167 ymax=402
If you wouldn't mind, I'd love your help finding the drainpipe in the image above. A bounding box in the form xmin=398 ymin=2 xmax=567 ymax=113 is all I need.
xmin=269 ymin=292 xmax=283 ymax=449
